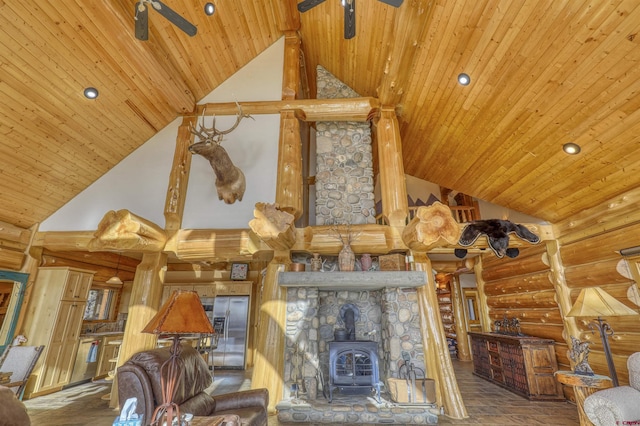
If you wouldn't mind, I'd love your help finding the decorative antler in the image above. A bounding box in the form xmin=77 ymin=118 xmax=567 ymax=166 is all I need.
xmin=189 ymin=102 xmax=252 ymax=144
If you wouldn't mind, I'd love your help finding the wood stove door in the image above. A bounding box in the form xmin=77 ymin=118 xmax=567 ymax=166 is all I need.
xmin=331 ymin=349 xmax=375 ymax=386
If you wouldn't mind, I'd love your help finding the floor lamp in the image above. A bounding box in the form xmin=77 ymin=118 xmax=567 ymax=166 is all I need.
xmin=566 ymin=287 xmax=638 ymax=387
xmin=142 ymin=290 xmax=214 ymax=426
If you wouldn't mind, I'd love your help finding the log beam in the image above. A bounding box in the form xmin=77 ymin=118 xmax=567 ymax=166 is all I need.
xmin=249 ymin=203 xmax=296 ymax=251
xmin=403 ymin=202 xmax=461 ymax=251
xmin=190 ymin=98 xmax=380 ymax=122
xmin=88 ymin=209 xmax=166 ymax=252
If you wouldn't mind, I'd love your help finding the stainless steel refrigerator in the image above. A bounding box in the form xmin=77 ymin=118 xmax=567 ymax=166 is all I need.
xmin=207 ymin=295 xmax=249 ymax=369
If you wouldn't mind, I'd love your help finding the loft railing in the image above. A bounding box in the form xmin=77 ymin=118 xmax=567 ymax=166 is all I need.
xmin=375 ymin=204 xmax=479 ymax=225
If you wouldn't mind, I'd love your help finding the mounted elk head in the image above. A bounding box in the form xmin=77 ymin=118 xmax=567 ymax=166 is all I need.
xmin=189 ymin=103 xmax=253 ymax=204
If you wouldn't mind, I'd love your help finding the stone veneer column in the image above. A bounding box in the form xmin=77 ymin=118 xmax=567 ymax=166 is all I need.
xmin=315 ymin=66 xmax=376 ymax=225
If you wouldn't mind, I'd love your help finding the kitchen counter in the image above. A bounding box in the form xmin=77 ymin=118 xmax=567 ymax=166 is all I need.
xmin=79 ymin=331 xmax=124 ymax=338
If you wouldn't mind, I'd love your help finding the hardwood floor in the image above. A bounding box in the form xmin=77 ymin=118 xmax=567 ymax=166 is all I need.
xmin=22 ymin=360 xmax=579 ymax=425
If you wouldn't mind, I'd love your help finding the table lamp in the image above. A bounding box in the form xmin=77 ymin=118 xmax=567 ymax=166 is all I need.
xmin=142 ymin=290 xmax=214 ymax=425
xmin=566 ymin=286 xmax=638 ymax=386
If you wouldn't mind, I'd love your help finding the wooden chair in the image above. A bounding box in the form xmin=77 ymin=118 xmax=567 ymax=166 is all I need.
xmin=0 ymin=345 xmax=44 ymax=400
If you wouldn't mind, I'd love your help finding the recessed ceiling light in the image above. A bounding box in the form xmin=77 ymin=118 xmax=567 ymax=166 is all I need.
xmin=204 ymin=2 xmax=215 ymax=15
xmin=83 ymin=87 xmax=99 ymax=99
xmin=458 ymin=73 xmax=470 ymax=86
xmin=563 ymin=142 xmax=581 ymax=155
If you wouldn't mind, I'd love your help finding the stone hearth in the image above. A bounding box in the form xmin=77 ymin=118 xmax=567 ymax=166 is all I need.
xmin=276 ymin=271 xmax=439 ymax=424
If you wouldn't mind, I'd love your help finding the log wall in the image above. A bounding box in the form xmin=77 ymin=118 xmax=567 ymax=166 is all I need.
xmin=553 ymin=194 xmax=640 ymax=387
xmin=477 ymin=187 xmax=640 ymax=401
xmin=480 ymin=244 xmax=570 ymax=371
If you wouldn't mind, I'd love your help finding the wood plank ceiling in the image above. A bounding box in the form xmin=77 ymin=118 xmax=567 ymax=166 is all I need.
xmin=1 ymin=0 xmax=640 ymax=230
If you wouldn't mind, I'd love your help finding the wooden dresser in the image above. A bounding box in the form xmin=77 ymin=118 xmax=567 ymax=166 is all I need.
xmin=469 ymin=332 xmax=564 ymax=401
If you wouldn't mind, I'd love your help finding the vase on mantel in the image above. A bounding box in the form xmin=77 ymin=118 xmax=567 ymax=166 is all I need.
xmin=339 ymin=244 xmax=355 ymax=272
xmin=360 ymin=253 xmax=372 ymax=271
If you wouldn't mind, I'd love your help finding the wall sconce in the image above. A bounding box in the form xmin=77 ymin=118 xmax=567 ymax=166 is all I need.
xmin=566 ymin=287 xmax=638 ymax=386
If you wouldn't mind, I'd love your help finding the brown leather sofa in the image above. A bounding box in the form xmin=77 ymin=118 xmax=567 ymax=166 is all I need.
xmin=117 ymin=343 xmax=268 ymax=426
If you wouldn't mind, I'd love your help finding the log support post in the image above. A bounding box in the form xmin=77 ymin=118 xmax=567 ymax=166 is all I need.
xmin=164 ymin=120 xmax=195 ymax=235
xmin=451 ymin=274 xmax=472 ymax=361
xmin=251 ymin=252 xmax=289 ymax=413
xmin=110 ymin=252 xmax=168 ymax=406
xmin=413 ymin=251 xmax=468 ymax=419
xmin=473 ymin=258 xmax=492 ymax=332
xmin=376 ymin=108 xmax=408 ymax=227
xmin=546 ymin=240 xmax=581 ymax=350
xmin=276 ymin=111 xmax=303 ymax=219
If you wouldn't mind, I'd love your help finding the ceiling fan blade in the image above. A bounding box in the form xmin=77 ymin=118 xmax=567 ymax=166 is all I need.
xmin=344 ymin=0 xmax=355 ymax=39
xmin=378 ymin=0 xmax=403 ymax=7
xmin=153 ymin=0 xmax=197 ymax=37
xmin=135 ymin=2 xmax=149 ymax=41
xmin=297 ymin=0 xmax=327 ymax=13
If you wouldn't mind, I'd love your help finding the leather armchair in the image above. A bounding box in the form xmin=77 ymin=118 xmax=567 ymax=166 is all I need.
xmin=584 ymin=352 xmax=640 ymax=426
xmin=117 ymin=344 xmax=268 ymax=426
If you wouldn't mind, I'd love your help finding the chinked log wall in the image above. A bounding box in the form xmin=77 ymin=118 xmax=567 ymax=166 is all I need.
xmin=478 ymin=188 xmax=640 ymax=400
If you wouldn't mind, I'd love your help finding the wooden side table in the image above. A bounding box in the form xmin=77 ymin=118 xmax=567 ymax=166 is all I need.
xmin=555 ymin=370 xmax=613 ymax=426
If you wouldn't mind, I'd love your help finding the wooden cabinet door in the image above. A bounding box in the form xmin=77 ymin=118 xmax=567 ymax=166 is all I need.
xmin=62 ymin=270 xmax=92 ymax=301
xmin=522 ymin=344 xmax=562 ymax=398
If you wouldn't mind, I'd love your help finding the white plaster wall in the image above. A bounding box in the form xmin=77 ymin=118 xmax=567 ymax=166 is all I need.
xmin=40 ymin=37 xmax=284 ymax=232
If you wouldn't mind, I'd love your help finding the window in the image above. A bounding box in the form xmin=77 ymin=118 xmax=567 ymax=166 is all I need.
xmin=84 ymin=286 xmax=119 ymax=321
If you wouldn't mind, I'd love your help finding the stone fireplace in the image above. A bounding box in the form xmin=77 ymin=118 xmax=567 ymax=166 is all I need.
xmin=273 ymin=68 xmax=438 ymax=424
xmin=276 ymin=272 xmax=439 ymax=424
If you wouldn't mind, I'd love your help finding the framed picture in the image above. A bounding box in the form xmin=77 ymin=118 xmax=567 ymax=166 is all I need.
xmin=230 ymin=263 xmax=248 ymax=280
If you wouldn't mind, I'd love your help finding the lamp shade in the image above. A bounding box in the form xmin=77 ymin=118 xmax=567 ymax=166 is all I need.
xmin=142 ymin=290 xmax=214 ymax=335
xmin=566 ymin=287 xmax=639 ymax=318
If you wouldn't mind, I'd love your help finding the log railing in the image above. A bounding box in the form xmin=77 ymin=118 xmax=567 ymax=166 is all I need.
xmin=376 ymin=204 xmax=480 ymax=225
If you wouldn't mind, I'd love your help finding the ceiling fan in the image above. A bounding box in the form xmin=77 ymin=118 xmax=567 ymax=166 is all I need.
xmin=134 ymin=0 xmax=197 ymax=41
xmin=297 ymin=0 xmax=403 ymax=39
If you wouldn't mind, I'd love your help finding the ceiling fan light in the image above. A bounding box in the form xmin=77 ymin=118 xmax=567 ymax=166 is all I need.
xmin=457 ymin=73 xmax=470 ymax=86
xmin=563 ymin=142 xmax=581 ymax=155
xmin=204 ymin=2 xmax=215 ymax=16
xmin=83 ymin=87 xmax=99 ymax=99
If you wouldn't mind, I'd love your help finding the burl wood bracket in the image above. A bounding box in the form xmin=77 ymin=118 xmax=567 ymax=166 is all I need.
xmin=402 ymin=202 xmax=461 ymax=251
xmin=88 ymin=209 xmax=166 ymax=252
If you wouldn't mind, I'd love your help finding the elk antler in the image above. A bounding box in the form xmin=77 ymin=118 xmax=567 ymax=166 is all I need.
xmin=189 ymin=102 xmax=252 ymax=144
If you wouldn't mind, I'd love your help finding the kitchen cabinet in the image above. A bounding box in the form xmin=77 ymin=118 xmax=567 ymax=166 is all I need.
xmin=162 ymin=281 xmax=252 ymax=302
xmin=95 ymin=334 xmax=124 ymax=379
xmin=22 ymin=267 xmax=94 ymax=398
xmin=469 ymin=332 xmax=564 ymax=401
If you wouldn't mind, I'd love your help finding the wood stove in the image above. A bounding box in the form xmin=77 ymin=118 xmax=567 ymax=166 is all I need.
xmin=328 ymin=341 xmax=381 ymax=402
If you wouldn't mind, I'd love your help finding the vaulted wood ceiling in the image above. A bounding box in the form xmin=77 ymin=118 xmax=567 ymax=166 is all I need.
xmin=2 ymin=0 xmax=640 ymax=230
